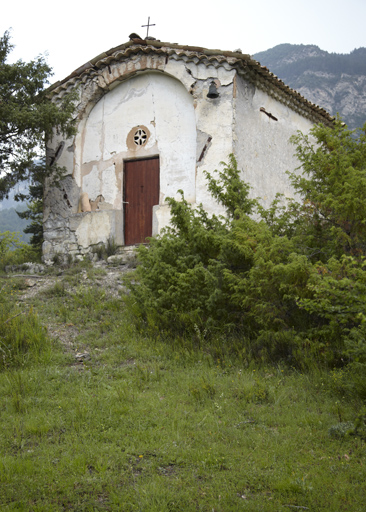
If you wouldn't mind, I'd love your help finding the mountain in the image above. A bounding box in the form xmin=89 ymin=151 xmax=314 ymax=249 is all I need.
xmin=253 ymin=44 xmax=366 ymax=130
xmin=0 ymin=181 xmax=29 ymax=211
xmin=0 ymin=181 xmax=30 ymax=242
xmin=0 ymin=206 xmax=31 ymax=243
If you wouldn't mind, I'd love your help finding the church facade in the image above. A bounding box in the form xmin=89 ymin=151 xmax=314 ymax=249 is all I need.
xmin=43 ymin=38 xmax=333 ymax=260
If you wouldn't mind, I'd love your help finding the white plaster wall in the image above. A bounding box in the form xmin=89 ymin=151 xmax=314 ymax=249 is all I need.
xmin=44 ymin=56 xmax=320 ymax=261
xmin=194 ymin=76 xmax=235 ymax=214
xmin=234 ymin=75 xmax=314 ymax=208
xmin=80 ymin=72 xmax=197 ymax=212
xmin=75 ymin=211 xmax=112 ymax=247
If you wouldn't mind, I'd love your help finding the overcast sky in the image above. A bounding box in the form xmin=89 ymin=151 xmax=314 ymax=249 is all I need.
xmin=1 ymin=0 xmax=365 ymax=84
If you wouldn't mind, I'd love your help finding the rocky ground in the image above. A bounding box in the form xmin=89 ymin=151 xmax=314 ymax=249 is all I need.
xmin=18 ymin=263 xmax=132 ymax=300
xmin=5 ymin=253 xmax=137 ymax=300
xmin=3 ymin=257 xmax=136 ymax=360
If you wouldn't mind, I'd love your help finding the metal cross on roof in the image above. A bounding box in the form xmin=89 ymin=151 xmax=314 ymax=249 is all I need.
xmin=141 ymin=17 xmax=156 ymax=38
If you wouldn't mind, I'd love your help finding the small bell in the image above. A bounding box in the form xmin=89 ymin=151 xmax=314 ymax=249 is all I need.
xmin=207 ymin=81 xmax=219 ymax=99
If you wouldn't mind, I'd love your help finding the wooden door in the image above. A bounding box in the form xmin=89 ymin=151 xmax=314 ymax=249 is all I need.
xmin=124 ymin=158 xmax=159 ymax=245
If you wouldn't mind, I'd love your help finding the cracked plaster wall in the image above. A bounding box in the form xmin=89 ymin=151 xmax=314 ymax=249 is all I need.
xmin=43 ymin=51 xmax=313 ymax=261
xmin=80 ymin=72 xmax=196 ymax=205
xmin=43 ymin=55 xmax=236 ymax=259
xmin=233 ymin=74 xmax=314 ymax=208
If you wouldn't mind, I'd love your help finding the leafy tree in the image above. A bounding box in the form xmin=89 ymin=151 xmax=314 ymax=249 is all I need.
xmin=259 ymin=119 xmax=366 ymax=261
xmin=0 ymin=30 xmax=76 ymax=248
xmin=0 ymin=30 xmax=75 ymax=196
xmin=289 ymin=119 xmax=366 ymax=258
xmin=16 ymin=181 xmax=43 ymax=248
xmin=0 ymin=230 xmax=22 ymax=258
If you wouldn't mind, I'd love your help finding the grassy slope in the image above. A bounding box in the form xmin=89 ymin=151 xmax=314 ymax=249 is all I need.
xmin=0 ymin=263 xmax=365 ymax=511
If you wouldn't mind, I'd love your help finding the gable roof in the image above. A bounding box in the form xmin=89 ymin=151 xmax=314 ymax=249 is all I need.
xmin=48 ymin=39 xmax=334 ymax=126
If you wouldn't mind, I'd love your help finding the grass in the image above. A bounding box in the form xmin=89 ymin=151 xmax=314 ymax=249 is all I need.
xmin=0 ymin=265 xmax=365 ymax=511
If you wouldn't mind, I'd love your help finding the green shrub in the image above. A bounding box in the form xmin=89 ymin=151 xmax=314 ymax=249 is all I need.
xmin=42 ymin=280 xmax=67 ymax=297
xmin=92 ymin=243 xmax=107 ymax=261
xmin=124 ymin=156 xmax=256 ymax=336
xmin=0 ymin=243 xmax=41 ymax=270
xmin=106 ymin=237 xmax=118 ymax=257
xmin=0 ymin=231 xmax=41 ymax=270
xmin=92 ymin=237 xmax=118 ymax=261
xmin=126 ymin=122 xmax=366 ymax=378
xmin=124 ymin=157 xmax=322 ymax=365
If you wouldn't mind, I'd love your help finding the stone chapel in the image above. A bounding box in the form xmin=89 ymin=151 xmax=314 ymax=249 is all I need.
xmin=43 ymin=36 xmax=333 ymax=261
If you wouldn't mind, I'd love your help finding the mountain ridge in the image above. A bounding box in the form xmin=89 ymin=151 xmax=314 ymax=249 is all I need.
xmin=253 ymin=44 xmax=366 ymax=129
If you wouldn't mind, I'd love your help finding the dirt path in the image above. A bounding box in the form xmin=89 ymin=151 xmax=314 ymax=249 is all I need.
xmin=8 ymin=261 xmax=134 ymax=358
